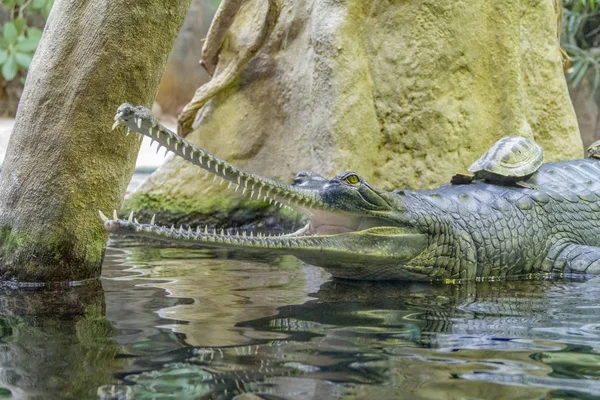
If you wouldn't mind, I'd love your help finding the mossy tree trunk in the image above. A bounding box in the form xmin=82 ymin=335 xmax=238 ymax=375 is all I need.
xmin=126 ymin=0 xmax=582 ymax=226
xmin=0 ymin=0 xmax=191 ymax=282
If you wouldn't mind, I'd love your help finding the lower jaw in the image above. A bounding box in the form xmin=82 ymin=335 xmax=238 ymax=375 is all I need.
xmin=295 ymin=257 xmax=430 ymax=281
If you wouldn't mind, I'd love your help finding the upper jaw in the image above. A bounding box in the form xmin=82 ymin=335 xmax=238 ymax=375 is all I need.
xmin=113 ymin=103 xmax=326 ymax=213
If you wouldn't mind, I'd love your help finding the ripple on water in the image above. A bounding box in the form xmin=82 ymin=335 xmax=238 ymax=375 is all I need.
xmin=2 ymin=238 xmax=600 ymax=399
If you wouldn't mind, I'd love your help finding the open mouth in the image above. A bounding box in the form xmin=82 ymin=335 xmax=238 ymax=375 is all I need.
xmin=102 ymin=103 xmax=394 ymax=243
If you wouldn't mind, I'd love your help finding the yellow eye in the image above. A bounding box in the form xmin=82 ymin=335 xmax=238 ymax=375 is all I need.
xmin=345 ymin=174 xmax=360 ymax=185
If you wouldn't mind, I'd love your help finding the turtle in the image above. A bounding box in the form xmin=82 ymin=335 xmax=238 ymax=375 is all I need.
xmin=450 ymin=136 xmax=544 ymax=189
xmin=587 ymin=140 xmax=600 ymax=159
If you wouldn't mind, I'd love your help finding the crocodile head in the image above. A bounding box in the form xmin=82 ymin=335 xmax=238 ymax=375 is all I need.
xmin=102 ymin=104 xmax=429 ymax=280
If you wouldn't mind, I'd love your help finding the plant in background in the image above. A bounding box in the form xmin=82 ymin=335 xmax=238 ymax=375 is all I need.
xmin=0 ymin=0 xmax=53 ymax=82
xmin=562 ymin=0 xmax=600 ymax=88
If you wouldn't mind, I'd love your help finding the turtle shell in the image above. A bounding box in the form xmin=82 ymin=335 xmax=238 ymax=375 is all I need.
xmin=468 ymin=136 xmax=544 ymax=182
xmin=587 ymin=140 xmax=600 ymax=159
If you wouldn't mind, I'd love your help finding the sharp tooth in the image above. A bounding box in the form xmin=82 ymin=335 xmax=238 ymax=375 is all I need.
xmin=207 ymin=160 xmax=211 ymax=169
xmin=258 ymin=187 xmax=262 ymax=197
xmin=165 ymin=147 xmax=170 ymax=157
xmin=204 ymin=171 xmax=210 ymax=179
xmin=150 ymin=139 xmax=156 ymax=147
xmin=182 ymin=146 xmax=186 ymax=156
xmin=213 ymin=175 xmax=217 ymax=183
xmin=204 ymin=226 xmax=208 ymax=235
xmin=188 ymin=227 xmax=192 ymax=234
xmin=242 ymin=188 xmax=247 ymax=195
xmin=263 ymin=196 xmax=267 ymax=202
xmin=149 ymin=126 xmax=154 ymax=137
xmin=156 ymin=145 xmax=162 ymax=154
xmin=151 ymin=214 xmax=156 ymax=225
xmin=237 ymin=177 xmax=241 ymax=185
xmin=236 ymin=231 xmax=240 ymax=238
xmin=167 ymin=137 xmax=171 ymax=146
xmin=242 ymin=231 xmax=246 ymax=238
xmin=249 ymin=231 xmax=253 ymax=238
xmin=215 ymin=164 xmax=219 ymax=174
xmin=137 ymin=118 xmax=142 ymax=129
xmin=228 ymin=182 xmax=232 ymax=189
xmin=170 ymin=225 xmax=175 ymax=232
xmin=197 ymin=155 xmax=203 ymax=165
xmin=251 ymin=191 xmax=255 ymax=198
xmin=220 ymin=229 xmax=225 ymax=236
xmin=134 ymin=218 xmax=139 ymax=224
xmin=179 ymin=226 xmax=184 ymax=234
xmin=269 ymin=199 xmax=273 ymax=204
xmin=174 ymin=142 xmax=178 ymax=151
xmin=112 ymin=120 xmax=119 ymax=130
xmin=126 ymin=128 xmax=131 ymax=136
xmin=220 ymin=178 xmax=224 ymax=186
xmin=113 ymin=209 xmax=118 ymax=222
xmin=222 ymin=169 xmax=227 ymax=177
xmin=137 ymin=133 xmax=142 ymax=141
xmin=235 ymin=185 xmax=240 ymax=192
xmin=99 ymin=210 xmax=108 ymax=222
xmin=196 ymin=226 xmax=201 ymax=234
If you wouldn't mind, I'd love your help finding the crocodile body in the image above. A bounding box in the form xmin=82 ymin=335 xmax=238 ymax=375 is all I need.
xmin=371 ymin=160 xmax=600 ymax=280
xmin=103 ymin=104 xmax=600 ymax=281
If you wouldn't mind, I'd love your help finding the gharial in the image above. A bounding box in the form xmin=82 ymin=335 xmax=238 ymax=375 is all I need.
xmin=102 ymin=103 xmax=600 ymax=282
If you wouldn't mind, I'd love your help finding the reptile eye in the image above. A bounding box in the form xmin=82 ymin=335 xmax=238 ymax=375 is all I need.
xmin=344 ymin=174 xmax=360 ymax=185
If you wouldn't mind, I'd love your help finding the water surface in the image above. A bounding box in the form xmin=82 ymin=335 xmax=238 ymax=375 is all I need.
xmin=2 ymin=238 xmax=600 ymax=399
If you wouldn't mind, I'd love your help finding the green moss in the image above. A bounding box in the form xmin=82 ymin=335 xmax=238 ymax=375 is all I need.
xmin=123 ymin=191 xmax=304 ymax=230
xmin=0 ymin=225 xmax=103 ymax=282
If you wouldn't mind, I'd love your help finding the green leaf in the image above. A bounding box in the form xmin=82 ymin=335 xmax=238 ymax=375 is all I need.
xmin=27 ymin=28 xmax=42 ymax=41
xmin=2 ymin=55 xmax=17 ymax=81
xmin=14 ymin=52 xmax=31 ymax=68
xmin=2 ymin=1 xmax=16 ymax=11
xmin=13 ymin=17 xmax=26 ymax=35
xmin=31 ymin=0 xmax=46 ymax=9
xmin=3 ymin=23 xmax=18 ymax=45
xmin=42 ymin=0 xmax=54 ymax=18
xmin=0 ymin=49 xmax=7 ymax=65
xmin=15 ymin=39 xmax=39 ymax=53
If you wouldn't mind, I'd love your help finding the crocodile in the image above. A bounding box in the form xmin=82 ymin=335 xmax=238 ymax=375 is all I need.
xmin=102 ymin=103 xmax=600 ymax=282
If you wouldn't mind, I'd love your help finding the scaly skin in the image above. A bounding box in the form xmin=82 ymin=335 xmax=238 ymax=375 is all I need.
xmin=103 ymin=104 xmax=600 ymax=281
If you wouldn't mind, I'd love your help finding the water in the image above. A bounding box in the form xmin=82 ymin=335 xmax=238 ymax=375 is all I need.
xmin=2 ymin=239 xmax=600 ymax=399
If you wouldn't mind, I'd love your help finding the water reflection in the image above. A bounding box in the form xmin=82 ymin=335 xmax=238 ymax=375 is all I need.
xmin=101 ymin=240 xmax=600 ymax=399
xmin=2 ymin=239 xmax=600 ymax=399
xmin=0 ymin=281 xmax=119 ymax=399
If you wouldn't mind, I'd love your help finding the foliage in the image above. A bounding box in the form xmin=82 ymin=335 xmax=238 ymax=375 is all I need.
xmin=0 ymin=0 xmax=53 ymax=82
xmin=562 ymin=0 xmax=600 ymax=88
xmin=207 ymin=0 xmax=221 ymax=13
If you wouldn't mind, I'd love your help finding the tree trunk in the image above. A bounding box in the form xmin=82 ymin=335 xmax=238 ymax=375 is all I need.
xmin=0 ymin=0 xmax=191 ymax=282
xmin=126 ymin=0 xmax=582 ymax=226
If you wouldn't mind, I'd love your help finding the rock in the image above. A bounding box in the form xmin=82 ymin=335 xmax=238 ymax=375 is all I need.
xmin=126 ymin=0 xmax=582 ymax=225
xmin=155 ymin=0 xmax=215 ymax=116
